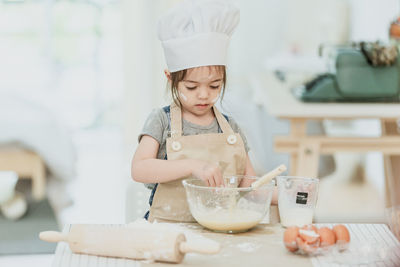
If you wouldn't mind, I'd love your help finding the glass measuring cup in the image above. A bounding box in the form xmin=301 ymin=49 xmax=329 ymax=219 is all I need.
xmin=277 ymin=176 xmax=319 ymax=227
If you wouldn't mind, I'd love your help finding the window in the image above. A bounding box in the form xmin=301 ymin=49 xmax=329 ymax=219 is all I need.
xmin=0 ymin=0 xmax=123 ymax=129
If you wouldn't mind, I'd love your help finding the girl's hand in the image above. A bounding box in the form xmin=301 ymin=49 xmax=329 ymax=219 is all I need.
xmin=191 ymin=160 xmax=224 ymax=187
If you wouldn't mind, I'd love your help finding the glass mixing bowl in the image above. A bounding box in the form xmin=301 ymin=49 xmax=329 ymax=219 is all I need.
xmin=182 ymin=175 xmax=275 ymax=233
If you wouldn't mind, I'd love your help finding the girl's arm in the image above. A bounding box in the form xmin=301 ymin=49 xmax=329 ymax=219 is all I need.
xmin=242 ymin=153 xmax=278 ymax=205
xmin=131 ymin=135 xmax=224 ymax=186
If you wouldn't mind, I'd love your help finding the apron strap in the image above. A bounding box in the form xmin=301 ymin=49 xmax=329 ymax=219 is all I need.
xmin=170 ymin=102 xmax=183 ymax=138
xmin=213 ymin=105 xmax=234 ymax=134
xmin=169 ymin=102 xmax=234 ymax=138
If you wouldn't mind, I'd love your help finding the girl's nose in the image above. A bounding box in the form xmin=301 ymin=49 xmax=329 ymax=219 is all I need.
xmin=197 ymin=86 xmax=209 ymax=99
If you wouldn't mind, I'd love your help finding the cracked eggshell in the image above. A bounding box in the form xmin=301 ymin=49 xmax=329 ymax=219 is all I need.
xmin=296 ymin=237 xmax=317 ymax=254
xmin=299 ymin=225 xmax=320 ymax=244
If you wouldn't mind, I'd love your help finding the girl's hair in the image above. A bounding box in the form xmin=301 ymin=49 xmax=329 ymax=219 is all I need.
xmin=168 ymin=65 xmax=226 ymax=106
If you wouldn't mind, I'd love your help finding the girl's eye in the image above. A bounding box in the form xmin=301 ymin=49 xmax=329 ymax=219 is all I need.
xmin=185 ymin=86 xmax=197 ymax=90
xmin=210 ymin=85 xmax=220 ymax=89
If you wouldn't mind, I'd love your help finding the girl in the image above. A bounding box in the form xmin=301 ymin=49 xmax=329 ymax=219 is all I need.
xmin=131 ymin=0 xmax=276 ymax=222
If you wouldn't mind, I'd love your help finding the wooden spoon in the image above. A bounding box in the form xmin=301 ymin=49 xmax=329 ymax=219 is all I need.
xmin=237 ymin=164 xmax=287 ymax=200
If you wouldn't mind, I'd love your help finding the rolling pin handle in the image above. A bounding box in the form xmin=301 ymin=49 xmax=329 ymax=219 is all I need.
xmin=39 ymin=231 xmax=68 ymax=243
xmin=179 ymin=241 xmax=220 ymax=255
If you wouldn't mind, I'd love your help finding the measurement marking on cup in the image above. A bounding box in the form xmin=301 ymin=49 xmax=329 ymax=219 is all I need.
xmin=296 ymin=192 xmax=308 ymax=205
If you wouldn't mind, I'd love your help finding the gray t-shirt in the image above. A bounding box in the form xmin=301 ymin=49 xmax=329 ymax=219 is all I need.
xmin=138 ymin=107 xmax=250 ymax=190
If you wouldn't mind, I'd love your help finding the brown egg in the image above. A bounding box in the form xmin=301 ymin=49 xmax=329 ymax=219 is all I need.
xmin=299 ymin=225 xmax=320 ymax=244
xmin=333 ymin=225 xmax=350 ymax=242
xmin=283 ymin=226 xmax=299 ymax=252
xmin=317 ymin=227 xmax=336 ymax=247
xmin=333 ymin=224 xmax=350 ymax=250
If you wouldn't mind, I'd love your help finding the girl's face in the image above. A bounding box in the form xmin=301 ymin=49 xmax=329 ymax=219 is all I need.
xmin=177 ymin=66 xmax=223 ymax=116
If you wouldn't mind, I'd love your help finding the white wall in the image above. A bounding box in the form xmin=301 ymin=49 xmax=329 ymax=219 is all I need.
xmin=121 ymin=0 xmax=174 ymax=155
xmin=349 ymin=0 xmax=399 ymax=42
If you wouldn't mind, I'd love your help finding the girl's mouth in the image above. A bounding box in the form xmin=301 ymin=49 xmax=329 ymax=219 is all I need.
xmin=195 ymin=104 xmax=209 ymax=109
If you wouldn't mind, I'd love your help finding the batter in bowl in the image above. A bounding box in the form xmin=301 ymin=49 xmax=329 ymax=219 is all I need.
xmin=193 ymin=209 xmax=263 ymax=233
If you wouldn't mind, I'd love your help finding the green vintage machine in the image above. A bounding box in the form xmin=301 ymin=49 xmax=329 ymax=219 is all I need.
xmin=293 ymin=43 xmax=400 ymax=102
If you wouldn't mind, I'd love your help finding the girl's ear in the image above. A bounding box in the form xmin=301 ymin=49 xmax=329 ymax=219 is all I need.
xmin=164 ymin=69 xmax=171 ymax=81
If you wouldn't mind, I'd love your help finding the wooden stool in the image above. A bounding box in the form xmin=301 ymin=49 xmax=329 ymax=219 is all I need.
xmin=0 ymin=148 xmax=46 ymax=201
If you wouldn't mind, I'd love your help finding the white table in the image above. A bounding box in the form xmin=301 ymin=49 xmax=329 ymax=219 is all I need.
xmin=51 ymin=223 xmax=400 ymax=267
xmin=261 ymin=73 xmax=400 ymax=210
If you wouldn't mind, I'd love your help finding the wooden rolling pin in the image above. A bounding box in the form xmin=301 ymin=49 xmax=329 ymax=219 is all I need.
xmin=39 ymin=224 xmax=220 ymax=263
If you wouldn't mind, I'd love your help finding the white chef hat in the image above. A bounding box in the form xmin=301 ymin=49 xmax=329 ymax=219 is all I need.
xmin=157 ymin=0 xmax=240 ymax=72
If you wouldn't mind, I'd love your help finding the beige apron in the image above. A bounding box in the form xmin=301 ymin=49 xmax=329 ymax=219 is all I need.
xmin=148 ymin=102 xmax=247 ymax=222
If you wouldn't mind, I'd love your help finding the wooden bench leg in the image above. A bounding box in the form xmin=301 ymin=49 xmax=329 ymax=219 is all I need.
xmin=289 ymin=153 xmax=298 ymax=176
xmin=32 ymin=154 xmax=46 ymax=201
xmin=296 ymin=141 xmax=320 ymax=178
xmin=381 ymin=120 xmax=400 ymax=209
xmin=0 ymin=149 xmax=46 ymax=201
xmin=290 ymin=119 xmax=307 ymax=176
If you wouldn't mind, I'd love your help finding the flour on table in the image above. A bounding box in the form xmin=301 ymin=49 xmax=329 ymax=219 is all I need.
xmin=236 ymin=242 xmax=261 ymax=253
